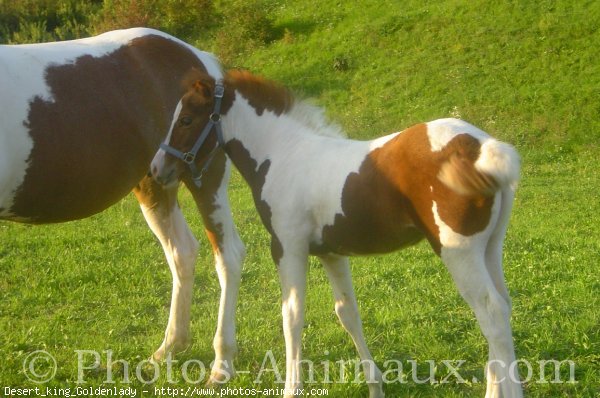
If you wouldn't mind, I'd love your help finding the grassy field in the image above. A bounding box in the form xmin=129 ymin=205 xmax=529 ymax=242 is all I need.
xmin=1 ymin=0 xmax=599 ymax=396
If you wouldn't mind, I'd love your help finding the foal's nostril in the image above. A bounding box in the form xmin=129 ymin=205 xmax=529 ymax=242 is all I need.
xmin=151 ymin=164 xmax=177 ymax=187
xmin=154 ymin=173 xmax=168 ymax=186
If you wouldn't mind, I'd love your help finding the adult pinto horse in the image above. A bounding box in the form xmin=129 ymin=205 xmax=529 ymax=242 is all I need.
xmin=0 ymin=29 xmax=244 ymax=383
xmin=152 ymin=69 xmax=522 ymax=397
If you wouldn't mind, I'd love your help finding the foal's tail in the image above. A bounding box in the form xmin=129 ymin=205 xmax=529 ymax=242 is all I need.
xmin=438 ymin=139 xmax=520 ymax=196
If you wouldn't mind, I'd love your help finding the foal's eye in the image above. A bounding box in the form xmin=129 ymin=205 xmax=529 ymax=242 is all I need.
xmin=180 ymin=116 xmax=193 ymax=126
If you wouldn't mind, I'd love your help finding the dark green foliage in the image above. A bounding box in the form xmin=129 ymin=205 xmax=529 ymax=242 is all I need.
xmin=0 ymin=0 xmax=99 ymax=43
xmin=91 ymin=0 xmax=216 ymax=42
xmin=211 ymin=0 xmax=278 ymax=66
xmin=0 ymin=0 xmax=275 ymax=58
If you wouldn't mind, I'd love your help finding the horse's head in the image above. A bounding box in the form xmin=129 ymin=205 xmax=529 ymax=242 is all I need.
xmin=151 ymin=68 xmax=226 ymax=188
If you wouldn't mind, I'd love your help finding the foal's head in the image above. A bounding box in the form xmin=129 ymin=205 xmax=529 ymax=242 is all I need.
xmin=151 ymin=68 xmax=228 ymax=187
xmin=152 ymin=68 xmax=294 ymax=187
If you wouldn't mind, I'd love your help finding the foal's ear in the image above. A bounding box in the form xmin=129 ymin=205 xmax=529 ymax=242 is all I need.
xmin=192 ymin=78 xmax=214 ymax=100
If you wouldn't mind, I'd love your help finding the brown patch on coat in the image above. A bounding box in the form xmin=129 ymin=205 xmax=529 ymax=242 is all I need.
xmin=133 ymin=174 xmax=178 ymax=211
xmin=204 ymin=229 xmax=222 ymax=254
xmin=429 ymin=133 xmax=496 ymax=239
xmin=183 ymin=149 xmax=229 ymax=253
xmin=438 ymin=154 xmax=498 ymax=196
xmin=316 ymin=157 xmax=425 ymax=256
xmin=173 ymin=68 xmax=292 ymax=138
xmin=226 ymin=139 xmax=283 ymax=264
xmin=225 ymin=70 xmax=294 ymax=116
xmin=10 ymin=35 xmax=206 ymax=223
xmin=318 ymin=124 xmax=495 ymax=256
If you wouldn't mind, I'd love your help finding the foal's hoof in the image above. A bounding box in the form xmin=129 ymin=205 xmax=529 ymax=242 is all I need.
xmin=206 ymin=362 xmax=235 ymax=386
xmin=151 ymin=339 xmax=191 ymax=362
xmin=151 ymin=349 xmax=167 ymax=362
xmin=206 ymin=371 xmax=234 ymax=386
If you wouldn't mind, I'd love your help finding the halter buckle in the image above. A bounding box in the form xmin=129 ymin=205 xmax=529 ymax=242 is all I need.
xmin=182 ymin=152 xmax=195 ymax=164
xmin=214 ymin=81 xmax=225 ymax=98
xmin=209 ymin=113 xmax=221 ymax=123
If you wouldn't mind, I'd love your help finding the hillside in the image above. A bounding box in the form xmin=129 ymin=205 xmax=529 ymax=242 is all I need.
xmin=1 ymin=1 xmax=598 ymax=396
xmin=2 ymin=0 xmax=598 ymax=155
xmin=209 ymin=1 xmax=599 ymax=158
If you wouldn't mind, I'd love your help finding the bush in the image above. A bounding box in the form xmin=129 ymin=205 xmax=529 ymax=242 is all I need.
xmin=0 ymin=0 xmax=98 ymax=43
xmin=91 ymin=0 xmax=157 ymax=33
xmin=214 ymin=0 xmax=278 ymax=65
xmin=91 ymin=0 xmax=215 ymax=42
xmin=0 ymin=0 xmax=275 ymax=65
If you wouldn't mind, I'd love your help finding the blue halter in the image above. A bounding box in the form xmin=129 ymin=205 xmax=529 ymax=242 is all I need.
xmin=160 ymin=80 xmax=226 ymax=187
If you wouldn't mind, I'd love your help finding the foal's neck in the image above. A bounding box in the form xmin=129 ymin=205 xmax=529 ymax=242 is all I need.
xmin=223 ymin=93 xmax=335 ymax=156
xmin=220 ymin=91 xmax=351 ymax=200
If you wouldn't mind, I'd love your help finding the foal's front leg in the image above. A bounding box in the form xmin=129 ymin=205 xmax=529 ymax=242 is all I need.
xmin=276 ymin=243 xmax=309 ymax=397
xmin=184 ymin=157 xmax=245 ymax=384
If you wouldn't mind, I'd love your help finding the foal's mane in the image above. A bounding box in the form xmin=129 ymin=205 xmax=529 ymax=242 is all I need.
xmin=226 ymin=69 xmax=345 ymax=138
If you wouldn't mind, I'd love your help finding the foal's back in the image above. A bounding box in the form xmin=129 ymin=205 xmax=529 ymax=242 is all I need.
xmin=298 ymin=119 xmax=519 ymax=257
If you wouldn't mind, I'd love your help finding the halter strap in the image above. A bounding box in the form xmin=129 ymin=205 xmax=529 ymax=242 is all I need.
xmin=160 ymin=80 xmax=225 ymax=187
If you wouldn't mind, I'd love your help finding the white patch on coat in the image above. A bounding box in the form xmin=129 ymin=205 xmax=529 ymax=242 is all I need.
xmin=426 ymin=118 xmax=490 ymax=152
xmin=369 ymin=131 xmax=400 ymax=150
xmin=221 ymin=97 xmax=363 ymax=242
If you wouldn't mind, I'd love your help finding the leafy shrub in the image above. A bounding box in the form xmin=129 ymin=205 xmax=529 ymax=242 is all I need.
xmin=91 ymin=0 xmax=215 ymax=42
xmin=91 ymin=0 xmax=157 ymax=33
xmin=214 ymin=0 xmax=278 ymax=65
xmin=0 ymin=0 xmax=98 ymax=43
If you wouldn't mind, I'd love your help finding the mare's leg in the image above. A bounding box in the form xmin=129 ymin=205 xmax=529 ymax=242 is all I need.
xmin=441 ymin=243 xmax=522 ymax=398
xmin=319 ymin=254 xmax=384 ymax=398
xmin=276 ymin=243 xmax=309 ymax=397
xmin=183 ymin=155 xmax=245 ymax=384
xmin=134 ymin=176 xmax=199 ymax=360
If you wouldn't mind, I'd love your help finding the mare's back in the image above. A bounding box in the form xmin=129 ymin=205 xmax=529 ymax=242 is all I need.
xmin=0 ymin=29 xmax=207 ymax=222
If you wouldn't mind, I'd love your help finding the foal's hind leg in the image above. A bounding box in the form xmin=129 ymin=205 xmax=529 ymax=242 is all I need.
xmin=441 ymin=244 xmax=522 ymax=398
xmin=184 ymin=156 xmax=245 ymax=384
xmin=134 ymin=176 xmax=199 ymax=361
xmin=483 ymin=189 xmax=517 ymax=395
xmin=485 ymin=189 xmax=516 ymax=307
xmin=320 ymin=254 xmax=384 ymax=398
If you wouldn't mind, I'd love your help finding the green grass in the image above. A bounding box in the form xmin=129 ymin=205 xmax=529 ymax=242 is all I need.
xmin=1 ymin=0 xmax=599 ymax=396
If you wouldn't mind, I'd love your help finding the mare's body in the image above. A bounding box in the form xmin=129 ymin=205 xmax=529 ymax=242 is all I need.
xmin=0 ymin=29 xmax=245 ymax=382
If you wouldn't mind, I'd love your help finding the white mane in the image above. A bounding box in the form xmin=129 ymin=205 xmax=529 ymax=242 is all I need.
xmin=287 ymin=100 xmax=346 ymax=139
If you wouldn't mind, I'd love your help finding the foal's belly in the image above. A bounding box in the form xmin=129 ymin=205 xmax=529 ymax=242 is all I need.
xmin=311 ymin=221 xmax=425 ymax=256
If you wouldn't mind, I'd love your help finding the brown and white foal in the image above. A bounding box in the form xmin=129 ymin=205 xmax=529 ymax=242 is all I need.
xmin=152 ymin=69 xmax=522 ymax=398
